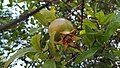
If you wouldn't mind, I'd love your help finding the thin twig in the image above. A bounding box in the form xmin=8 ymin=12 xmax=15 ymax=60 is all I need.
xmin=81 ymin=0 xmax=84 ymax=29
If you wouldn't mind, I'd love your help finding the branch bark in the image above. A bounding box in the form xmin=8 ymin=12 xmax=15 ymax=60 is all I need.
xmin=81 ymin=0 xmax=84 ymax=29
xmin=0 ymin=2 xmax=49 ymax=31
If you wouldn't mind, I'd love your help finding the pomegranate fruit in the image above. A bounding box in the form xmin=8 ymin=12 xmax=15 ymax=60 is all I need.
xmin=48 ymin=18 xmax=74 ymax=41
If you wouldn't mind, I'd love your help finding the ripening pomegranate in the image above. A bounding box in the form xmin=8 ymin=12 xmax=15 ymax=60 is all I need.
xmin=48 ymin=18 xmax=74 ymax=42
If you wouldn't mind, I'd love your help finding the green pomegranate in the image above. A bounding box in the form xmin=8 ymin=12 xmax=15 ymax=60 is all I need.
xmin=48 ymin=18 xmax=74 ymax=41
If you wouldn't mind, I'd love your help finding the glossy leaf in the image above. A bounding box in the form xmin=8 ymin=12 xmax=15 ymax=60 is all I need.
xmin=75 ymin=46 xmax=99 ymax=64
xmin=83 ymin=19 xmax=97 ymax=29
xmin=104 ymin=22 xmax=120 ymax=42
xmin=29 ymin=28 xmax=41 ymax=35
xmin=85 ymin=26 xmax=95 ymax=46
xmin=26 ymin=52 xmax=36 ymax=60
xmin=4 ymin=47 xmax=36 ymax=68
xmin=50 ymin=6 xmax=56 ymax=17
xmin=48 ymin=32 xmax=57 ymax=55
xmin=95 ymin=10 xmax=105 ymax=25
xmin=39 ymin=52 xmax=48 ymax=60
xmin=42 ymin=59 xmax=56 ymax=68
xmin=95 ymin=11 xmax=115 ymax=25
xmin=0 ymin=0 xmax=3 ymax=9
xmin=82 ymin=35 xmax=92 ymax=46
xmin=33 ymin=8 xmax=56 ymax=26
xmin=25 ymin=52 xmax=41 ymax=61
xmin=116 ymin=0 xmax=120 ymax=7
xmin=33 ymin=10 xmax=47 ymax=26
xmin=104 ymin=13 xmax=115 ymax=25
xmin=104 ymin=22 xmax=120 ymax=41
xmin=98 ymin=12 xmax=120 ymax=43
xmin=85 ymin=4 xmax=94 ymax=16
xmin=8 ymin=0 xmax=13 ymax=7
xmin=31 ymin=34 xmax=41 ymax=52
xmin=79 ymin=30 xmax=85 ymax=35
xmin=113 ymin=50 xmax=120 ymax=58
xmin=54 ymin=52 xmax=61 ymax=62
xmin=104 ymin=52 xmax=117 ymax=61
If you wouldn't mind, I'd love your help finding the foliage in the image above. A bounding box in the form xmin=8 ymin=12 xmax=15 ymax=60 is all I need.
xmin=0 ymin=0 xmax=120 ymax=68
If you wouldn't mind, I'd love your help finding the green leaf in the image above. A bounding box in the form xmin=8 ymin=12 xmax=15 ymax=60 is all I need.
xmin=84 ymin=26 xmax=95 ymax=46
xmin=26 ymin=52 xmax=43 ymax=61
xmin=33 ymin=11 xmax=47 ymax=25
xmin=95 ymin=11 xmax=115 ymax=25
xmin=42 ymin=59 xmax=56 ymax=68
xmin=54 ymin=52 xmax=61 ymax=62
xmin=75 ymin=46 xmax=99 ymax=64
xmin=85 ymin=4 xmax=94 ymax=16
xmin=34 ymin=53 xmax=41 ymax=60
xmin=39 ymin=52 xmax=48 ymax=60
xmin=4 ymin=47 xmax=36 ymax=68
xmin=50 ymin=6 xmax=56 ymax=19
xmin=104 ymin=52 xmax=117 ymax=61
xmin=0 ymin=0 xmax=3 ymax=9
xmin=9 ymin=0 xmax=13 ymax=6
xmin=49 ymin=31 xmax=56 ymax=48
xmin=79 ymin=30 xmax=85 ymax=35
xmin=95 ymin=10 xmax=105 ymax=25
xmin=26 ymin=52 xmax=36 ymax=60
xmin=114 ymin=12 xmax=120 ymax=22
xmin=103 ymin=23 xmax=120 ymax=42
xmin=99 ymin=12 xmax=120 ymax=43
xmin=83 ymin=19 xmax=97 ymax=29
xmin=48 ymin=32 xmax=57 ymax=55
xmin=29 ymin=28 xmax=41 ymax=35
xmin=104 ymin=13 xmax=115 ymax=25
xmin=82 ymin=35 xmax=92 ymax=46
xmin=33 ymin=8 xmax=56 ymax=26
xmin=31 ymin=34 xmax=42 ymax=52
xmin=116 ymin=0 xmax=120 ymax=7
xmin=113 ymin=50 xmax=120 ymax=58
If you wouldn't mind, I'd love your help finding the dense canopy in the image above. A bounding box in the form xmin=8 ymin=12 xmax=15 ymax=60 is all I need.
xmin=0 ymin=0 xmax=120 ymax=68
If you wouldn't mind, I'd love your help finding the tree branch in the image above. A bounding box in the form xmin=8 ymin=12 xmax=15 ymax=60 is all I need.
xmin=81 ymin=0 xmax=84 ymax=29
xmin=0 ymin=2 xmax=49 ymax=31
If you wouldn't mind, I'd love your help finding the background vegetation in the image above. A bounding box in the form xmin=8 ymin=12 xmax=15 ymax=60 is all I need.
xmin=0 ymin=0 xmax=120 ymax=68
